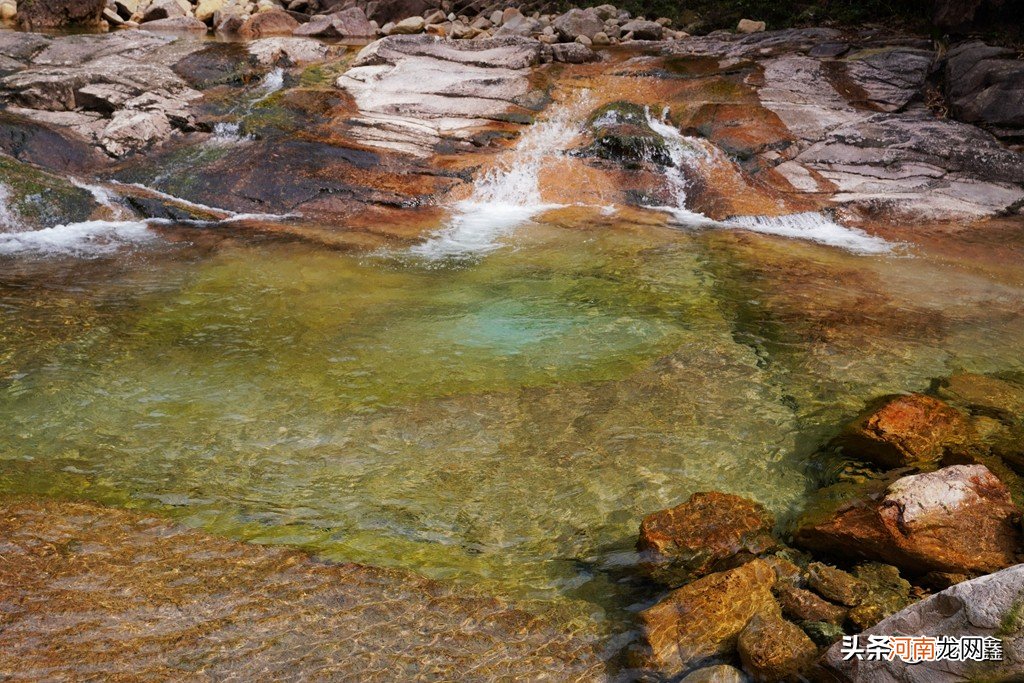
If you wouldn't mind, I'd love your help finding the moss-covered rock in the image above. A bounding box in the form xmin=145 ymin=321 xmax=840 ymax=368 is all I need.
xmin=576 ymin=100 xmax=673 ymax=168
xmin=0 ymin=154 xmax=97 ymax=229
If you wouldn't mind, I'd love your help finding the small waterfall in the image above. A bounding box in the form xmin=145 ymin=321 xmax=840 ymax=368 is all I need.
xmin=646 ymin=110 xmax=893 ymax=254
xmin=210 ymin=67 xmax=286 ymax=145
xmin=409 ymin=94 xmax=589 ymax=261
xmin=724 ymin=212 xmax=894 ymax=254
xmin=644 ymin=109 xmax=716 ymax=227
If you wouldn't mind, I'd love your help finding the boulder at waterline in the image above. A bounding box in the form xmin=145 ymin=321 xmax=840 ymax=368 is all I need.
xmin=239 ymin=9 xmax=299 ymax=37
xmin=820 ymin=563 xmax=1024 ymax=681
xmin=737 ymin=612 xmax=817 ymax=682
xmin=292 ymin=6 xmax=372 ymax=37
xmin=552 ymin=7 xmax=603 ymax=42
xmin=17 ymin=0 xmax=104 ymax=28
xmin=837 ymin=393 xmax=974 ymax=469
xmin=637 ymin=491 xmax=779 ymax=587
xmin=636 ymin=558 xmax=780 ymax=677
xmin=945 ymin=40 xmax=1024 ymax=142
xmin=795 ymin=464 xmax=1022 ymax=576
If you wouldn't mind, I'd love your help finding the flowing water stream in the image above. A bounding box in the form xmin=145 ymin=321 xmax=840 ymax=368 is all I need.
xmin=3 ymin=94 xmax=1024 ymax=645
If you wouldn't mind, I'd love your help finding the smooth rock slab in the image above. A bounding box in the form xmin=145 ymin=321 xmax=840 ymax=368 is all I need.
xmin=821 ymin=564 xmax=1024 ymax=682
xmin=0 ymin=499 xmax=605 ymax=681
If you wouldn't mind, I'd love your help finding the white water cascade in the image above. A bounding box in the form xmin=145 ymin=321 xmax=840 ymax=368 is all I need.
xmin=647 ymin=109 xmax=894 ymax=254
xmin=211 ymin=67 xmax=286 ymax=144
xmin=409 ymin=94 xmax=589 ymax=261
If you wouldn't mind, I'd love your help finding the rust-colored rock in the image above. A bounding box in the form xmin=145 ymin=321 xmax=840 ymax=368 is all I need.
xmin=638 ymin=492 xmax=780 ymax=586
xmin=774 ymin=583 xmax=847 ymax=624
xmin=239 ymin=10 xmax=299 ymax=38
xmin=637 ymin=559 xmax=780 ymax=678
xmin=839 ymin=393 xmax=973 ymax=469
xmin=737 ymin=612 xmax=817 ymax=682
xmin=795 ymin=465 xmax=1022 ymax=576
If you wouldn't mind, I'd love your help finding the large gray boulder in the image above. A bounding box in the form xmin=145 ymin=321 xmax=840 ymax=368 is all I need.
xmin=945 ymin=40 xmax=1024 ymax=141
xmin=821 ymin=564 xmax=1024 ymax=681
xmin=551 ymin=8 xmax=603 ymax=42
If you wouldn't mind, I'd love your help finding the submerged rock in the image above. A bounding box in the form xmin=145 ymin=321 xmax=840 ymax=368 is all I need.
xmin=637 ymin=491 xmax=779 ymax=586
xmin=838 ymin=393 xmax=973 ymax=469
xmin=820 ymin=563 xmax=1024 ymax=681
xmin=795 ymin=464 xmax=1022 ymax=576
xmin=0 ymin=499 xmax=606 ymax=681
xmin=807 ymin=562 xmax=868 ymax=607
xmin=774 ymin=582 xmax=847 ymax=624
xmin=636 ymin=558 xmax=779 ymax=678
xmin=681 ymin=664 xmax=749 ymax=682
xmin=737 ymin=612 xmax=817 ymax=682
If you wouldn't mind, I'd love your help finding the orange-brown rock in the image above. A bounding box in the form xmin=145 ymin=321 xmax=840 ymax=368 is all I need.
xmin=239 ymin=10 xmax=300 ymax=37
xmin=774 ymin=582 xmax=847 ymax=624
xmin=636 ymin=559 xmax=780 ymax=678
xmin=638 ymin=492 xmax=780 ymax=586
xmin=737 ymin=612 xmax=817 ymax=682
xmin=795 ymin=465 xmax=1022 ymax=576
xmin=838 ymin=393 xmax=973 ymax=469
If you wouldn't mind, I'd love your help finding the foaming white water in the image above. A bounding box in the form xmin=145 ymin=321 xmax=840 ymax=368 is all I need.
xmin=71 ymin=178 xmax=134 ymax=220
xmin=724 ymin=212 xmax=894 ymax=254
xmin=210 ymin=67 xmax=286 ymax=144
xmin=643 ymin=111 xmax=893 ymax=254
xmin=645 ymin=109 xmax=717 ymax=227
xmin=410 ymin=94 xmax=589 ymax=260
xmin=0 ymin=220 xmax=154 ymax=257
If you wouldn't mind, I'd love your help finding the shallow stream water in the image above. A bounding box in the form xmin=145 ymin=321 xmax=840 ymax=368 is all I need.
xmin=3 ymin=208 xmax=1024 ymax=633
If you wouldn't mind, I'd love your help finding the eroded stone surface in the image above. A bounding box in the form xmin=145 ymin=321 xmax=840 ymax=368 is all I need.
xmin=337 ymin=35 xmax=544 ymax=156
xmin=0 ymin=499 xmax=605 ymax=681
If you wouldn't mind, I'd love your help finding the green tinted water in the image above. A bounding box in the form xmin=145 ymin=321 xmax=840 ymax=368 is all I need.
xmin=2 ymin=219 xmax=1024 ymax=625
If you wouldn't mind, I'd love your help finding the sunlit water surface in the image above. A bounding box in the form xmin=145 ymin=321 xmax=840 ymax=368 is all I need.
xmin=2 ymin=218 xmax=1024 ymax=631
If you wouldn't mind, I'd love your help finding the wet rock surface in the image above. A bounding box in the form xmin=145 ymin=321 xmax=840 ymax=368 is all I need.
xmin=0 ymin=499 xmax=605 ymax=681
xmin=637 ymin=558 xmax=780 ymax=677
xmin=637 ymin=491 xmax=779 ymax=587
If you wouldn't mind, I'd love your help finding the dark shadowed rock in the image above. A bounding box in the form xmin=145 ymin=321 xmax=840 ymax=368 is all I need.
xmin=933 ymin=0 xmax=984 ymax=29
xmin=637 ymin=559 xmax=780 ymax=678
xmin=638 ymin=491 xmax=779 ymax=587
xmin=821 ymin=563 xmax=1024 ymax=682
xmin=17 ymin=0 xmax=104 ymax=28
xmin=737 ymin=612 xmax=817 ymax=682
xmin=838 ymin=393 xmax=973 ymax=469
xmin=945 ymin=40 xmax=1024 ymax=141
xmin=368 ymin=0 xmax=429 ymax=25
xmin=795 ymin=465 xmax=1022 ymax=576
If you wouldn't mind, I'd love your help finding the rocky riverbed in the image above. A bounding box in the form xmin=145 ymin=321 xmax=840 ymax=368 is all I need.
xmin=2 ymin=3 xmax=1024 ymax=681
